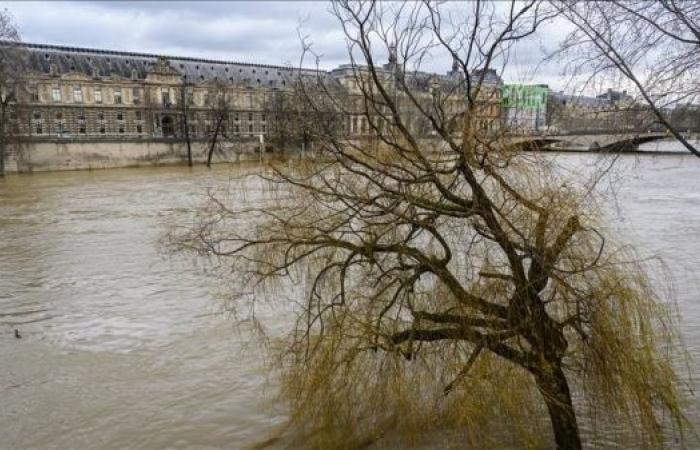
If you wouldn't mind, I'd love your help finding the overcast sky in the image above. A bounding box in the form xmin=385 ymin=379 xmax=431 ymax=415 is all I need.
xmin=2 ymin=1 xmax=574 ymax=89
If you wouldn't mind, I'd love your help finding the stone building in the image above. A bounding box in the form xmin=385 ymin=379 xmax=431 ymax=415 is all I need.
xmin=546 ymin=89 xmax=653 ymax=133
xmin=2 ymin=41 xmax=504 ymax=150
xmin=3 ymin=42 xmax=330 ymax=142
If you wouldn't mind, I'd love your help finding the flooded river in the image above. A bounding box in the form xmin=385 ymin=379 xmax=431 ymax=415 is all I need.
xmin=0 ymin=154 xmax=698 ymax=448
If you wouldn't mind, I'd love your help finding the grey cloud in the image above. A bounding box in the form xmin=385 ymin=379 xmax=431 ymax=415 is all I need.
xmin=1 ymin=0 xmax=570 ymax=88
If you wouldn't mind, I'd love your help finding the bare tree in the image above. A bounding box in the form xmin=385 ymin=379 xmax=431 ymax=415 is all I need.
xmin=557 ymin=1 xmax=700 ymax=157
xmin=179 ymin=75 xmax=193 ymax=167
xmin=172 ymin=2 xmax=689 ymax=449
xmin=0 ymin=9 xmax=22 ymax=176
xmin=204 ymin=81 xmax=230 ymax=167
xmin=264 ymin=86 xmax=310 ymax=154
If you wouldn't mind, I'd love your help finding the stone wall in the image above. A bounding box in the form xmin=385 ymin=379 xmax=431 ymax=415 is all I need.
xmin=5 ymin=138 xmax=268 ymax=173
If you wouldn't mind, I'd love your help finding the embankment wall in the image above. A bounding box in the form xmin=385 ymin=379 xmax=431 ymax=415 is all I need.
xmin=5 ymin=138 xmax=266 ymax=173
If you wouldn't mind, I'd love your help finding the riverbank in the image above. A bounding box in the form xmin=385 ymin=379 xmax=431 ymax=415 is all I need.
xmin=5 ymin=137 xmax=697 ymax=174
xmin=4 ymin=138 xmax=278 ymax=173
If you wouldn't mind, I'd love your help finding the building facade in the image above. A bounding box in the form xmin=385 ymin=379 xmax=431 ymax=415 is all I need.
xmin=6 ymin=42 xmax=322 ymax=142
xmin=501 ymin=84 xmax=547 ymax=133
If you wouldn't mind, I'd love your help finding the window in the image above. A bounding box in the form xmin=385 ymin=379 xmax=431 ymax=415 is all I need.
xmin=119 ymin=125 xmax=124 ymax=134
xmin=30 ymin=86 xmax=39 ymax=102
xmin=73 ymin=86 xmax=83 ymax=103
xmin=162 ymin=89 xmax=171 ymax=106
xmin=100 ymin=126 xmax=105 ymax=134
xmin=234 ymin=124 xmax=240 ymax=133
xmin=248 ymin=113 xmax=253 ymax=122
xmin=52 ymin=87 xmax=61 ymax=102
xmin=113 ymin=87 xmax=122 ymax=104
xmin=248 ymin=123 xmax=253 ymax=134
xmin=117 ymin=113 xmax=124 ymax=121
xmin=132 ymin=87 xmax=141 ymax=105
xmin=234 ymin=113 xmax=239 ymax=121
xmin=32 ymin=111 xmax=41 ymax=120
xmin=202 ymin=91 xmax=209 ymax=106
xmin=262 ymin=124 xmax=266 ymax=133
xmin=94 ymin=87 xmax=102 ymax=104
xmin=56 ymin=112 xmax=63 ymax=120
xmin=98 ymin=112 xmax=105 ymax=121
xmin=135 ymin=111 xmax=142 ymax=121
xmin=246 ymin=93 xmax=253 ymax=108
xmin=186 ymin=91 xmax=194 ymax=105
xmin=136 ymin=124 xmax=142 ymax=133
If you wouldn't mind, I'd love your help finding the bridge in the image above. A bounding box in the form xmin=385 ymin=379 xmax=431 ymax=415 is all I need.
xmin=509 ymin=132 xmax=670 ymax=153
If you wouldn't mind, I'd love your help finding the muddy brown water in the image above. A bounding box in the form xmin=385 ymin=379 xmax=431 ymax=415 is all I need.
xmin=0 ymin=153 xmax=698 ymax=449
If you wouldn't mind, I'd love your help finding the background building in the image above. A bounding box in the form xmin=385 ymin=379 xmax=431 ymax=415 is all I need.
xmin=501 ymin=84 xmax=547 ymax=133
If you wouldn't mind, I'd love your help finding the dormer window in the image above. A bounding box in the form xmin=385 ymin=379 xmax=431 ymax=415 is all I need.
xmin=131 ymin=68 xmax=138 ymax=80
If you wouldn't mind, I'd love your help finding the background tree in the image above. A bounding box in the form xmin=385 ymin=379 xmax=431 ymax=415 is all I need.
xmin=173 ymin=1 xmax=690 ymax=448
xmin=556 ymin=1 xmax=700 ymax=157
xmin=264 ymin=85 xmax=313 ymax=154
xmin=0 ymin=9 xmax=23 ymax=176
xmin=204 ymin=81 xmax=231 ymax=167
xmin=179 ymin=75 xmax=193 ymax=167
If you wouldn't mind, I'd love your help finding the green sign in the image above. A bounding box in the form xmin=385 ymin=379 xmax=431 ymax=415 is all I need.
xmin=502 ymin=85 xmax=547 ymax=111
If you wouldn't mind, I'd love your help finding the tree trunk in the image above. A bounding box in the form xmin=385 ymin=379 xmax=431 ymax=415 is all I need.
xmin=0 ymin=104 xmax=6 ymax=176
xmin=207 ymin=115 xmax=223 ymax=168
xmin=534 ymin=365 xmax=582 ymax=450
xmin=180 ymin=82 xmax=192 ymax=167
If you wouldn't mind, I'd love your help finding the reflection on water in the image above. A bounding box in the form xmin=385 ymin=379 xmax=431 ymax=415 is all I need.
xmin=0 ymin=156 xmax=698 ymax=448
